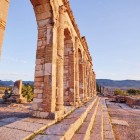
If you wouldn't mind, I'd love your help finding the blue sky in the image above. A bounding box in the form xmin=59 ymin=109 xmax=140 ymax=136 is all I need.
xmin=0 ymin=0 xmax=140 ymax=81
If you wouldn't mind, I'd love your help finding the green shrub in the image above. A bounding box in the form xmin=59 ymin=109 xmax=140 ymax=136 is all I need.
xmin=127 ymin=89 xmax=140 ymax=95
xmin=22 ymin=84 xmax=34 ymax=102
xmin=114 ymin=89 xmax=128 ymax=96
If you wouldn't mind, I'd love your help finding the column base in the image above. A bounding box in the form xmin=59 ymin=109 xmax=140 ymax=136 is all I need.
xmin=31 ymin=110 xmax=64 ymax=120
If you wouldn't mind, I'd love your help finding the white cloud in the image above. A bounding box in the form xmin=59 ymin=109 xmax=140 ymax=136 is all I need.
xmin=0 ymin=72 xmax=28 ymax=76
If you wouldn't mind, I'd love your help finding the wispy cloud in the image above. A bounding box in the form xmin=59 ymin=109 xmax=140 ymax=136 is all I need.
xmin=2 ymin=57 xmax=27 ymax=64
xmin=0 ymin=72 xmax=29 ymax=76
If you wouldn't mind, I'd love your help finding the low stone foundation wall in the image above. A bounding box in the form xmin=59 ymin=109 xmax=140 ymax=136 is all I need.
xmin=125 ymin=96 xmax=140 ymax=108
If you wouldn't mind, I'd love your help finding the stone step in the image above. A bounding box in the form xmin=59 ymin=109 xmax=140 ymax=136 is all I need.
xmin=90 ymin=99 xmax=103 ymax=140
xmin=33 ymin=96 xmax=98 ymax=140
xmin=101 ymin=98 xmax=115 ymax=140
xmin=72 ymin=98 xmax=100 ymax=140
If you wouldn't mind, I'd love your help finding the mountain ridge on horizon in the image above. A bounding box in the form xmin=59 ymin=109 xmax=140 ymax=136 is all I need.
xmin=0 ymin=80 xmax=34 ymax=86
xmin=1 ymin=79 xmax=140 ymax=89
xmin=97 ymin=79 xmax=140 ymax=89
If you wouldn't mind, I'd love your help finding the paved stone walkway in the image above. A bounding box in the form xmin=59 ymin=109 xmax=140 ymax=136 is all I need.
xmin=0 ymin=103 xmax=76 ymax=140
xmin=107 ymin=101 xmax=140 ymax=140
xmin=0 ymin=98 xmax=117 ymax=140
xmin=0 ymin=103 xmax=57 ymax=140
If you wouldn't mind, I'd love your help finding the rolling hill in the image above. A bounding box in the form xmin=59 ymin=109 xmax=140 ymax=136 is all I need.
xmin=96 ymin=79 xmax=140 ymax=89
xmin=0 ymin=80 xmax=34 ymax=86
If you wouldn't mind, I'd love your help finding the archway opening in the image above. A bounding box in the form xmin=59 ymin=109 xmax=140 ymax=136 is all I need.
xmin=78 ymin=49 xmax=84 ymax=101
xmin=0 ymin=0 xmax=37 ymax=117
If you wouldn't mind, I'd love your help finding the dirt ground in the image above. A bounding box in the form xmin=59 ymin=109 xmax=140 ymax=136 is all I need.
xmin=106 ymin=100 xmax=140 ymax=140
xmin=0 ymin=103 xmax=31 ymax=119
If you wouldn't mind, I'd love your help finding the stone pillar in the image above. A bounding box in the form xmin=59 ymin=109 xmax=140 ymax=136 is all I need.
xmin=90 ymin=68 xmax=93 ymax=97
xmin=56 ymin=6 xmax=65 ymax=112
xmin=91 ymin=71 xmax=94 ymax=97
xmin=88 ymin=67 xmax=91 ymax=98
xmin=93 ymin=72 xmax=97 ymax=96
xmin=31 ymin=1 xmax=57 ymax=118
xmin=85 ymin=63 xmax=88 ymax=99
xmin=0 ymin=0 xmax=10 ymax=56
xmin=91 ymin=73 xmax=94 ymax=96
xmin=75 ymin=37 xmax=81 ymax=104
xmin=83 ymin=56 xmax=87 ymax=101
xmin=87 ymin=63 xmax=90 ymax=98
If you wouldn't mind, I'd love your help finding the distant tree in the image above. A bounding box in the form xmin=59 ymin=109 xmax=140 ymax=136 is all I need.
xmin=96 ymin=83 xmax=100 ymax=92
xmin=127 ymin=89 xmax=140 ymax=95
xmin=99 ymin=85 xmax=102 ymax=93
xmin=114 ymin=89 xmax=128 ymax=96
xmin=22 ymin=84 xmax=34 ymax=102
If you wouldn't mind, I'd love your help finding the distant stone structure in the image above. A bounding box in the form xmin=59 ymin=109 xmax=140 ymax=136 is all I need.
xmin=0 ymin=0 xmax=96 ymax=119
xmin=9 ymin=80 xmax=25 ymax=103
xmin=3 ymin=80 xmax=26 ymax=103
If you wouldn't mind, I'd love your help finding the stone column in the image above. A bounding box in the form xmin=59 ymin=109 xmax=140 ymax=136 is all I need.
xmin=31 ymin=1 xmax=57 ymax=119
xmin=87 ymin=63 xmax=90 ymax=98
xmin=89 ymin=68 xmax=92 ymax=98
xmin=91 ymin=72 xmax=94 ymax=97
xmin=56 ymin=6 xmax=65 ymax=112
xmin=93 ymin=72 xmax=97 ymax=96
xmin=83 ymin=57 xmax=87 ymax=101
xmin=91 ymin=73 xmax=94 ymax=96
xmin=0 ymin=0 xmax=10 ymax=56
xmin=75 ymin=37 xmax=81 ymax=104
xmin=85 ymin=63 xmax=88 ymax=99
xmin=90 ymin=68 xmax=93 ymax=97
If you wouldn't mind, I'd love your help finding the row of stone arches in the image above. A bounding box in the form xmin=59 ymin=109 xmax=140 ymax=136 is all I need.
xmin=0 ymin=0 xmax=96 ymax=119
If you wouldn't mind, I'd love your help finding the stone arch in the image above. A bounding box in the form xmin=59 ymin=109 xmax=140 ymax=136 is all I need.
xmin=0 ymin=1 xmax=97 ymax=119
xmin=0 ymin=0 xmax=59 ymax=118
xmin=30 ymin=1 xmax=59 ymax=117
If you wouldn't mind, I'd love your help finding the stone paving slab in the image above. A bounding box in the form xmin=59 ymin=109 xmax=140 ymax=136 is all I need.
xmin=0 ymin=127 xmax=33 ymax=140
xmin=112 ymin=119 xmax=129 ymax=126
xmin=90 ymin=101 xmax=103 ymax=140
xmin=72 ymin=98 xmax=100 ymax=140
xmin=104 ymin=131 xmax=115 ymax=139
xmin=0 ymin=117 xmax=21 ymax=123
xmin=34 ymin=97 xmax=98 ymax=140
xmin=22 ymin=117 xmax=56 ymax=125
xmin=72 ymin=134 xmax=85 ymax=140
xmin=34 ymin=135 xmax=64 ymax=140
xmin=5 ymin=120 xmax=47 ymax=133
xmin=102 ymin=98 xmax=115 ymax=140
xmin=0 ymin=121 xmax=8 ymax=127
xmin=44 ymin=124 xmax=71 ymax=135
xmin=0 ymin=116 xmax=56 ymax=140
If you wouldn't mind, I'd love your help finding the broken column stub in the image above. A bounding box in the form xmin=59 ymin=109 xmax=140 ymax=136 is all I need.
xmin=9 ymin=80 xmax=26 ymax=103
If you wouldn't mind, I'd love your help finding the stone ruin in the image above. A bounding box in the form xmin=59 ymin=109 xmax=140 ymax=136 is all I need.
xmin=0 ymin=0 xmax=97 ymax=119
xmin=3 ymin=80 xmax=26 ymax=103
